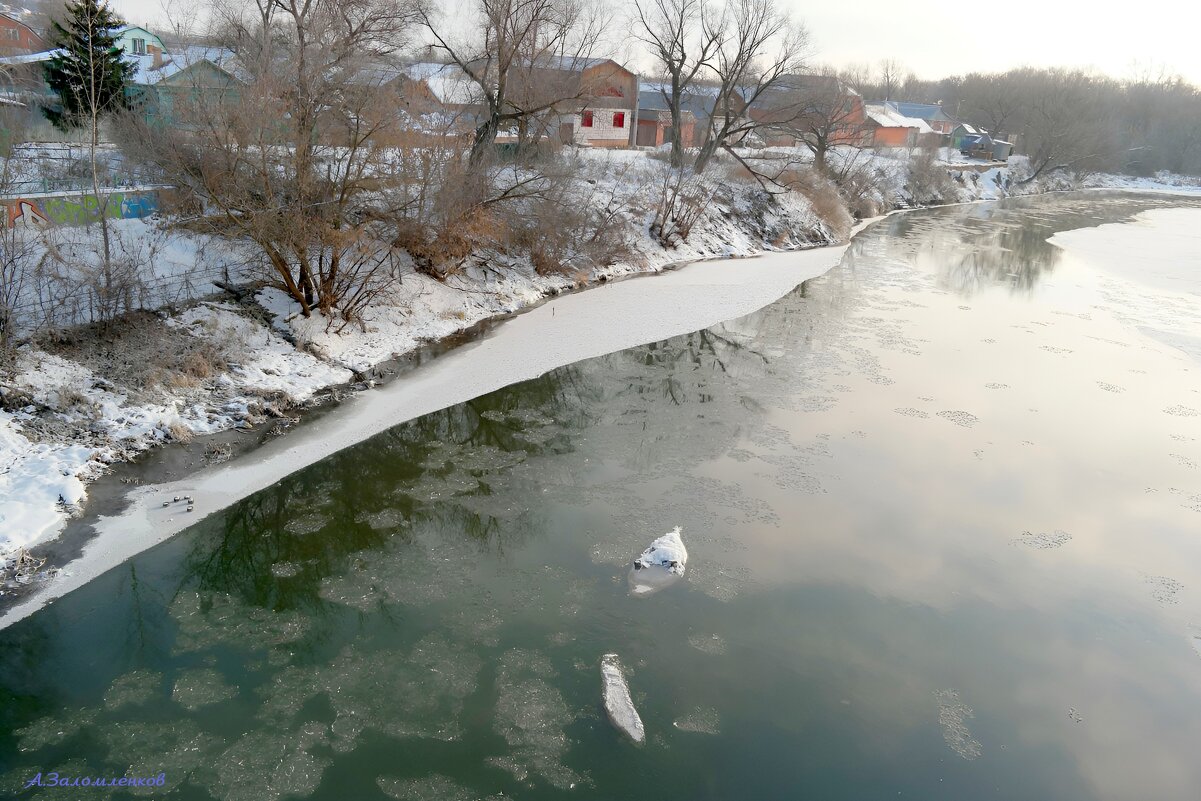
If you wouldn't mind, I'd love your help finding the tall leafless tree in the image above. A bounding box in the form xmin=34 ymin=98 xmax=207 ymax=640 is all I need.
xmin=416 ymin=0 xmax=608 ymax=164
xmin=692 ymin=0 xmax=807 ymax=173
xmin=631 ymin=0 xmax=721 ymax=167
xmin=132 ymin=0 xmax=421 ymax=322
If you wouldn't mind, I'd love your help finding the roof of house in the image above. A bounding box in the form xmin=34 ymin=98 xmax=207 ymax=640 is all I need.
xmin=0 ymin=11 xmax=40 ymax=33
xmin=960 ymin=132 xmax=994 ymax=147
xmin=864 ymin=103 xmax=933 ymax=133
xmin=128 ymin=46 xmax=247 ymax=86
xmin=638 ymin=82 xmax=732 ymax=121
xmin=532 ymin=55 xmax=627 ymax=73
xmin=0 ymin=48 xmax=61 ymax=65
xmin=115 ymin=25 xmax=162 ymax=40
xmin=886 ymin=101 xmax=955 ymax=122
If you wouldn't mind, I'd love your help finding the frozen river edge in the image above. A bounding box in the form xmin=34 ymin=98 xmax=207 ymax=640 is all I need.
xmin=0 ymin=228 xmax=862 ymax=630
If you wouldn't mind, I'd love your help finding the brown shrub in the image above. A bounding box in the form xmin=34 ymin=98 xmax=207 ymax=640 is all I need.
xmin=167 ymin=421 xmax=194 ymax=443
xmin=779 ymin=168 xmax=853 ymax=239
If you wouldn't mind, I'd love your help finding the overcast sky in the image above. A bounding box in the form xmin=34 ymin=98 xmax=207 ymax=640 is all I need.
xmin=108 ymin=0 xmax=1201 ymax=86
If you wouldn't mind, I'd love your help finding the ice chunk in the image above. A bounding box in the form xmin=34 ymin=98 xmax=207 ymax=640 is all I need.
xmin=632 ymin=526 xmax=688 ymax=575
xmin=628 ymin=526 xmax=688 ymax=596
xmin=600 ymin=654 xmax=645 ymax=744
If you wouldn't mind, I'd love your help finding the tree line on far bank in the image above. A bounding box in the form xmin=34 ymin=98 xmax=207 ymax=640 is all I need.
xmin=851 ymin=63 xmax=1201 ymax=180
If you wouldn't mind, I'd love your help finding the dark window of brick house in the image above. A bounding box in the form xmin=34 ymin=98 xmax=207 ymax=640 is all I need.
xmin=581 ymin=111 xmax=593 ymax=127
xmin=613 ymin=112 xmax=625 ymax=128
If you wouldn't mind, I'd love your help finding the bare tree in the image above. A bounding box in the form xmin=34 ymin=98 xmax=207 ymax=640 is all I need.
xmin=692 ymin=0 xmax=807 ymax=174
xmin=132 ymin=0 xmax=420 ymax=322
xmin=1002 ymin=69 xmax=1116 ymax=183
xmin=417 ymin=0 xmax=608 ymax=164
xmin=877 ymin=58 xmax=902 ymax=101
xmin=760 ymin=68 xmax=866 ymax=174
xmin=631 ymin=0 xmax=721 ymax=167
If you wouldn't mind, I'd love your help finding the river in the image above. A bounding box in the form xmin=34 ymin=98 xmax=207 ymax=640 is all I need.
xmin=2 ymin=192 xmax=1200 ymax=800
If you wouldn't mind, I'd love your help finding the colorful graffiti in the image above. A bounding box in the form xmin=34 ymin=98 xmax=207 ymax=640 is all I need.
xmin=4 ymin=192 xmax=160 ymax=228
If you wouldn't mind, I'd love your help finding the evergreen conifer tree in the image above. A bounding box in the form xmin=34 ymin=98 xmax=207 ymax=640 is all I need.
xmin=42 ymin=0 xmax=134 ymax=131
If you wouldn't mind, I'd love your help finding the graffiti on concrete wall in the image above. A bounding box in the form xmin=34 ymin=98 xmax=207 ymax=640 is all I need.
xmin=4 ymin=192 xmax=160 ymax=228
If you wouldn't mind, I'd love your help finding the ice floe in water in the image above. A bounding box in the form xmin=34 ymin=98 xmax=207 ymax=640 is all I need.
xmin=102 ymin=719 xmax=225 ymax=794
xmin=103 ymin=669 xmax=162 ymax=710
xmin=378 ymin=774 xmax=500 ymax=801
xmin=1145 ymin=575 xmax=1184 ymax=605
xmin=319 ymin=635 xmax=482 ymax=751
xmin=601 ymin=654 xmax=645 ymax=744
xmin=1015 ymin=530 xmax=1072 ymax=550
xmin=487 ymin=649 xmax=581 ymax=789
xmin=170 ymin=591 xmax=310 ymax=655
xmin=203 ymin=730 xmax=329 ymax=801
xmin=934 ymin=689 xmax=982 ymax=761
xmin=172 ymin=667 xmax=237 ymax=710
xmin=673 ymin=706 xmax=721 ymax=735
xmin=634 ymin=526 xmax=688 ymax=574
xmin=629 ymin=526 xmax=688 ymax=596
xmin=688 ymin=633 xmax=728 ymax=655
xmin=15 ymin=707 xmax=97 ymax=751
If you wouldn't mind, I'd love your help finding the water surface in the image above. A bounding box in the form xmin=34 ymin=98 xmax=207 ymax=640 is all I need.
xmin=3 ymin=193 xmax=1201 ymax=800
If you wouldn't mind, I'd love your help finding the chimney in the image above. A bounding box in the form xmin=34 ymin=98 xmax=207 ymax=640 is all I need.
xmin=150 ymin=44 xmax=163 ymax=69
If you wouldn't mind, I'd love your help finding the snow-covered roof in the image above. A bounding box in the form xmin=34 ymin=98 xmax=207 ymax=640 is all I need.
xmin=127 ymin=46 xmax=246 ymax=86
xmin=0 ymin=48 xmax=62 ymax=65
xmin=954 ymin=122 xmax=981 ymax=135
xmin=532 ymin=55 xmax=621 ymax=73
xmin=864 ymin=103 xmax=934 ymax=133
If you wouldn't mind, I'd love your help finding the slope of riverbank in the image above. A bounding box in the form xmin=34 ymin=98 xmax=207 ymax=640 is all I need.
xmin=0 ymin=237 xmax=856 ymax=627
xmin=0 ymin=153 xmax=843 ymax=566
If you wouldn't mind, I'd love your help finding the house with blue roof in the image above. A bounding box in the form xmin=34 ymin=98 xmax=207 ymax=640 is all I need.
xmin=884 ymin=101 xmax=958 ymax=135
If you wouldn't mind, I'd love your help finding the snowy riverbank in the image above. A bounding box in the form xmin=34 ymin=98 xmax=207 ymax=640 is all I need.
xmin=3 ymin=146 xmax=1199 ymax=600
xmin=0 ymin=234 xmax=854 ymax=627
xmin=0 ymin=152 xmax=843 ymax=572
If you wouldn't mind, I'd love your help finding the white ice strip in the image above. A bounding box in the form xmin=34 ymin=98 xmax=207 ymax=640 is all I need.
xmin=601 ymin=654 xmax=644 ymax=744
xmin=1048 ymin=208 xmax=1201 ymax=297
xmin=0 ymin=240 xmax=852 ymax=630
xmin=633 ymin=526 xmax=688 ymax=576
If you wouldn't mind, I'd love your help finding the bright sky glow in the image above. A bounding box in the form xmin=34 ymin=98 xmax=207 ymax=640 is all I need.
xmin=108 ymin=0 xmax=1201 ymax=85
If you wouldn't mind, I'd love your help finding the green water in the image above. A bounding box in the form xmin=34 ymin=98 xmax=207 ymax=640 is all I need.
xmin=4 ymin=193 xmax=1201 ymax=800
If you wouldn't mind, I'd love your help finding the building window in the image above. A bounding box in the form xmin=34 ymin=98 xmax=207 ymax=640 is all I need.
xmin=613 ymin=111 xmax=625 ymax=128
xmin=6 ymin=28 xmax=18 ymax=40
xmin=581 ymin=110 xmax=593 ymax=127
xmin=132 ymin=38 xmax=146 ymax=54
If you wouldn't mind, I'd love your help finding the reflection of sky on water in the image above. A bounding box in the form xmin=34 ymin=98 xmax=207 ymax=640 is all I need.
xmin=2 ymin=193 xmax=1201 ymax=800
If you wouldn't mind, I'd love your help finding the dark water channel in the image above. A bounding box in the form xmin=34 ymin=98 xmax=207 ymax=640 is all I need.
xmin=3 ymin=193 xmax=1201 ymax=800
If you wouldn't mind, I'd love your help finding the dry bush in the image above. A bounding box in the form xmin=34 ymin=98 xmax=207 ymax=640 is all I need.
xmin=487 ymin=156 xmax=643 ymax=276
xmin=650 ymin=170 xmax=713 ymax=248
xmin=777 ymin=167 xmax=853 ymax=240
xmin=906 ymin=148 xmax=959 ymax=205
xmin=167 ymin=421 xmax=194 ymax=443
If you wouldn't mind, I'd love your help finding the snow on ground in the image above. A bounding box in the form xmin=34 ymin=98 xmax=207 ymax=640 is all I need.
xmin=2 ymin=142 xmax=1198 ymax=572
xmin=0 ymin=409 xmax=92 ymax=552
xmin=0 ymin=236 xmax=853 ymax=628
xmin=0 ymin=149 xmax=839 ymax=561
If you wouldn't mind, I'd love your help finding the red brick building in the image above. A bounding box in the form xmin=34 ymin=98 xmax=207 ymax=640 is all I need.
xmin=0 ymin=13 xmax=46 ymax=57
